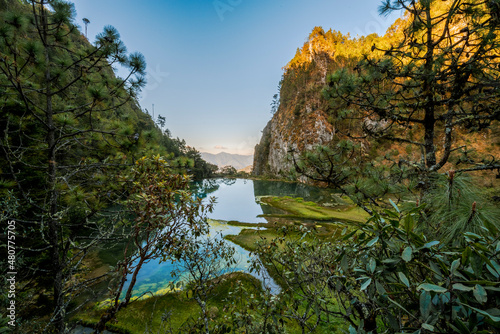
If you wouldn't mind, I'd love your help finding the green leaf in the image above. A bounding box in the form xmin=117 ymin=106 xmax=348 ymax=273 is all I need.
xmin=486 ymin=260 xmax=500 ymax=279
xmin=361 ymin=278 xmax=372 ymax=291
xmin=423 ymin=240 xmax=440 ymax=249
xmin=473 ymin=284 xmax=487 ymax=304
xmin=429 ymin=261 xmax=442 ymax=276
xmin=464 ymin=232 xmax=482 ymax=239
xmin=398 ymin=272 xmax=410 ymax=288
xmin=449 ymin=321 xmax=469 ymax=334
xmin=386 ymin=313 xmax=399 ymax=330
xmin=366 ymin=236 xmax=379 ymax=247
xmin=349 ymin=325 xmax=357 ymax=334
xmin=420 ymin=291 xmax=432 ymax=320
xmin=387 ymin=297 xmax=413 ymax=316
xmin=343 ymin=230 xmax=358 ymax=241
xmin=422 ymin=323 xmax=434 ymax=331
xmin=459 ymin=280 xmax=500 ymax=286
xmin=403 ymin=213 xmax=414 ymax=232
xmin=452 ymin=283 xmax=473 ymax=291
xmin=382 ymin=258 xmax=400 ymax=265
xmin=461 ymin=304 xmax=500 ymax=322
xmin=376 ymin=280 xmax=387 ymax=296
xmin=390 ymin=216 xmax=400 ymax=228
xmin=462 ymin=247 xmax=471 ymax=266
xmin=384 ymin=209 xmax=399 ymax=218
xmin=341 ymin=254 xmax=348 ymax=272
xmin=417 ymin=283 xmax=447 ymax=293
xmin=450 ymin=259 xmax=460 ymax=275
xmin=367 ymin=258 xmax=376 ymax=273
xmin=402 ymin=247 xmax=412 ymax=262
xmin=471 ymin=253 xmax=483 ymax=276
xmin=389 ymin=198 xmax=400 ymax=213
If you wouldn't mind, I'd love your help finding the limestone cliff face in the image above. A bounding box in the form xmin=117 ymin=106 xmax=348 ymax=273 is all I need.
xmin=252 ymin=25 xmax=390 ymax=180
xmin=253 ymin=27 xmax=345 ymax=179
xmin=254 ymin=23 xmax=500 ymax=185
xmin=252 ymin=21 xmax=403 ymax=179
xmin=253 ymin=106 xmax=334 ymax=178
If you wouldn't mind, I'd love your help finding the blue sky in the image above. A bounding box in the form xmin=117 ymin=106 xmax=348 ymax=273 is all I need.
xmin=71 ymin=0 xmax=401 ymax=155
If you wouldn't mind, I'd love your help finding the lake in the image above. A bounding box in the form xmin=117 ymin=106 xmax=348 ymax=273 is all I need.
xmin=123 ymin=178 xmax=339 ymax=297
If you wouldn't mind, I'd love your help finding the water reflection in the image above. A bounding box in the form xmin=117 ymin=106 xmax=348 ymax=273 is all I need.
xmin=207 ymin=179 xmax=269 ymax=224
xmin=190 ymin=178 xmax=221 ymax=200
xmin=253 ymin=179 xmax=341 ymax=205
xmin=122 ymin=220 xmax=279 ymax=297
xmin=126 ymin=178 xmax=338 ymax=297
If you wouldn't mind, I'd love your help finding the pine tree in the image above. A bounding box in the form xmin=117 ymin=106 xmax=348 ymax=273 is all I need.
xmin=82 ymin=17 xmax=89 ymax=38
xmin=0 ymin=1 xmax=145 ymax=332
xmin=324 ymin=0 xmax=500 ymax=189
xmin=293 ymin=0 xmax=500 ymax=236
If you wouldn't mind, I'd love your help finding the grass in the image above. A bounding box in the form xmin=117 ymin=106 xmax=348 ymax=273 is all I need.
xmin=224 ymin=194 xmax=362 ymax=254
xmin=73 ymin=272 xmax=263 ymax=333
xmin=260 ymin=196 xmax=370 ymax=223
xmin=225 ymin=228 xmax=284 ymax=252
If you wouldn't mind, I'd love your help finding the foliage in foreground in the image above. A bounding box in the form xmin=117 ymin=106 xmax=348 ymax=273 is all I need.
xmin=253 ymin=203 xmax=500 ymax=333
xmin=94 ymin=155 xmax=214 ymax=332
xmin=68 ymin=183 xmax=500 ymax=334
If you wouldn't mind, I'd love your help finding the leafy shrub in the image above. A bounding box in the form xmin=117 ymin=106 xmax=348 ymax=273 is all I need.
xmin=255 ymin=203 xmax=500 ymax=333
xmin=333 ymin=203 xmax=500 ymax=333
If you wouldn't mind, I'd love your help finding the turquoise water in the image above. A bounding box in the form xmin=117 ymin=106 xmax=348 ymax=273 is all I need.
xmin=122 ymin=178 xmax=338 ymax=297
xmin=123 ymin=221 xmax=276 ymax=297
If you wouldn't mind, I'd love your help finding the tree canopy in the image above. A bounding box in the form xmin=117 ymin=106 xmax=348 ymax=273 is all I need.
xmin=0 ymin=1 xmax=214 ymax=332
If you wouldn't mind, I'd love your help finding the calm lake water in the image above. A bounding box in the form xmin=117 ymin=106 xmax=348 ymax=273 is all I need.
xmin=124 ymin=178 xmax=338 ymax=297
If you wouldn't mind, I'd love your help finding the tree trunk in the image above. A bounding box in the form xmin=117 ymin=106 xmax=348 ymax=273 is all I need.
xmin=94 ymin=256 xmax=146 ymax=333
xmin=47 ymin=92 xmax=65 ymax=332
xmin=123 ymin=256 xmax=145 ymax=305
xmin=195 ymin=296 xmax=210 ymax=334
xmin=41 ymin=1 xmax=65 ymax=331
xmin=418 ymin=3 xmax=437 ymax=198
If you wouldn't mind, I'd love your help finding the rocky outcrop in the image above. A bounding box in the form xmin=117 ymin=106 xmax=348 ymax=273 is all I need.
xmin=253 ymin=27 xmax=358 ymax=180
xmin=254 ymin=23 xmax=500 ymax=187
xmin=253 ymin=120 xmax=272 ymax=175
xmin=253 ymin=103 xmax=334 ymax=179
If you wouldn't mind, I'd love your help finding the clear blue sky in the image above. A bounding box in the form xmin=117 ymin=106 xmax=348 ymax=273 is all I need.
xmin=71 ymin=0 xmax=400 ymax=155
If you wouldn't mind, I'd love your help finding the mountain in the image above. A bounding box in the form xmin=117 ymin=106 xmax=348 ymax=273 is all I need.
xmin=253 ymin=27 xmax=365 ymax=179
xmin=237 ymin=165 xmax=253 ymax=173
xmin=253 ymin=22 xmax=500 ymax=183
xmin=201 ymin=152 xmax=253 ymax=170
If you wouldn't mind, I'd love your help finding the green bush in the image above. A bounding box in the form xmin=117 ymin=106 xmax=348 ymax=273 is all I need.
xmin=255 ymin=203 xmax=500 ymax=333
xmin=332 ymin=204 xmax=500 ymax=333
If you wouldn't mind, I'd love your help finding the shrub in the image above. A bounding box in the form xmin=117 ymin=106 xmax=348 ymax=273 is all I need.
xmin=255 ymin=203 xmax=500 ymax=333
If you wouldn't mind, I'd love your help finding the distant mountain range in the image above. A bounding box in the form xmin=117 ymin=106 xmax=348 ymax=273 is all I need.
xmin=201 ymin=152 xmax=253 ymax=170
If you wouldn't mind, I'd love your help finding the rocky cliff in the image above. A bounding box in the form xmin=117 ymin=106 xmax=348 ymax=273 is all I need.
xmin=253 ymin=27 xmax=375 ymax=179
xmin=253 ymin=105 xmax=335 ymax=179
xmin=254 ymin=22 xmax=500 ymax=187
